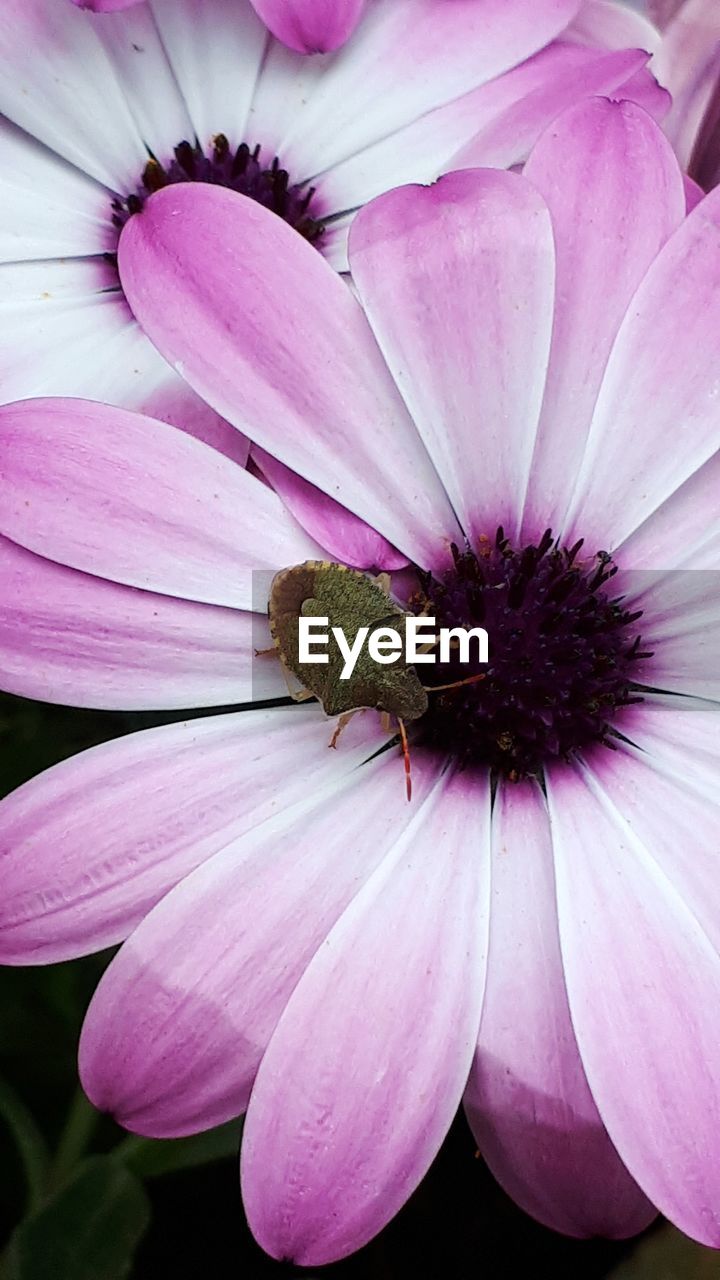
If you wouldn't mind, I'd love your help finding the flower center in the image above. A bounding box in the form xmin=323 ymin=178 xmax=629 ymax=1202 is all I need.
xmin=110 ymin=135 xmax=325 ymax=245
xmin=415 ymin=528 xmax=652 ymax=777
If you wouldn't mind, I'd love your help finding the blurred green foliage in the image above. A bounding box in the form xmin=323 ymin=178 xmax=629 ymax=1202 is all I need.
xmin=1 ymin=1159 xmax=151 ymax=1280
xmin=610 ymin=1226 xmax=720 ymax=1280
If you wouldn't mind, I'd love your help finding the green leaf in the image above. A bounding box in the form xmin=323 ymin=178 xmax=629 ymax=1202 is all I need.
xmin=0 ymin=1157 xmax=150 ymax=1280
xmin=115 ymin=1118 xmax=241 ymax=1178
xmin=48 ymin=1091 xmax=99 ymax=1194
xmin=609 ymin=1223 xmax=720 ymax=1279
xmin=0 ymin=1078 xmax=50 ymax=1213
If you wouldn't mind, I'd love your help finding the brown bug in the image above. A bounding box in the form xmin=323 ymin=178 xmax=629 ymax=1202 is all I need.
xmin=264 ymin=560 xmax=483 ymax=799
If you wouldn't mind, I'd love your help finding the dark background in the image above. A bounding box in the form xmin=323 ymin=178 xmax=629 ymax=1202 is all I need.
xmin=0 ymin=691 xmax=716 ymax=1279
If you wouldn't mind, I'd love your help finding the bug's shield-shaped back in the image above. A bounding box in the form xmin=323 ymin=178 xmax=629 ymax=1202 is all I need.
xmin=268 ymin=561 xmax=428 ymax=720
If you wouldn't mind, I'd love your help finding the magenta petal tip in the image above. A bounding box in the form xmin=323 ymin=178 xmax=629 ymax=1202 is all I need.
xmin=250 ymin=0 xmax=366 ymax=52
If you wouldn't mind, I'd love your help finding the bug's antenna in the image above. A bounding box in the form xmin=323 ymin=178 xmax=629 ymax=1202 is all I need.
xmin=397 ymin=717 xmax=412 ymax=802
xmin=425 ymin=673 xmax=486 ymax=694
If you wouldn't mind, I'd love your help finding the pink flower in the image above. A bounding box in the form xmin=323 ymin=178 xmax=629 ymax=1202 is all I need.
xmin=2 ymin=97 xmax=720 ymax=1263
xmin=0 ymin=0 xmax=666 ymax=433
xmin=652 ymin=0 xmax=720 ymax=190
xmin=71 ymin=0 xmax=367 ymax=53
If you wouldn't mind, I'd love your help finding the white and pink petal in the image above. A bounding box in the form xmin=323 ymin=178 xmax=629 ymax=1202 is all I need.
xmin=86 ymin=0 xmax=194 ymax=152
xmin=0 ymin=398 xmax=319 ymax=610
xmin=315 ymin=45 xmax=657 ymax=264
xmin=621 ymin=569 xmax=720 ymax=704
xmin=148 ymin=0 xmax=267 ymax=148
xmin=79 ymin=746 xmax=441 ymax=1136
xmin=616 ymin=696 xmax=720 ymax=790
xmin=562 ymin=183 xmax=720 ymax=549
xmin=252 ymin=447 xmax=408 ymax=570
xmin=0 ymin=0 xmax=147 ymax=190
xmin=276 ymin=0 xmax=583 ymax=182
xmin=465 ymin=780 xmax=655 ymax=1239
xmin=1 ymin=703 xmax=372 ymax=965
xmin=0 ymin=118 xmax=113 ymax=264
xmin=241 ymin=767 xmax=491 ymax=1265
xmin=618 ymin=449 xmax=720 ymax=571
xmin=449 ymin=48 xmax=666 ymax=174
xmin=521 ymin=97 xmax=685 ymax=536
xmin=350 ymin=169 xmax=556 ymax=544
xmin=119 ymin=185 xmax=460 ymax=568
xmin=548 ymin=754 xmax=720 ymax=1245
xmin=0 ymin=258 xmax=245 ymax=462
xmin=0 ymin=536 xmax=283 ymax=712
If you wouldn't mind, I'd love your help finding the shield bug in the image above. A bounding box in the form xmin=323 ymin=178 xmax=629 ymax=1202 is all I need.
xmin=266 ymin=560 xmax=483 ymax=799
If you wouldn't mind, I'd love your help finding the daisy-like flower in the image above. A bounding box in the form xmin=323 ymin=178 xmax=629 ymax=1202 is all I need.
xmin=0 ymin=0 xmax=666 ymax=441
xmin=2 ymin=97 xmax=720 ymax=1264
xmin=650 ymin=0 xmax=720 ymax=192
xmin=72 ymin=0 xmax=368 ymax=54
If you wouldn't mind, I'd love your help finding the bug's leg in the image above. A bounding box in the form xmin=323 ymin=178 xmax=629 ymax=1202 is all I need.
xmin=276 ymin=659 xmax=315 ymax=703
xmin=397 ymin=717 xmax=412 ymax=802
xmin=253 ymin=645 xmax=313 ymax=698
xmin=380 ymin=710 xmax=392 ymax=734
xmin=329 ymin=709 xmax=362 ymax=749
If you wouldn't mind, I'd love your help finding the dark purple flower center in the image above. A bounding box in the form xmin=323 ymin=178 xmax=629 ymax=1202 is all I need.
xmin=415 ymin=527 xmax=652 ymax=777
xmin=110 ymin=135 xmax=325 ymax=245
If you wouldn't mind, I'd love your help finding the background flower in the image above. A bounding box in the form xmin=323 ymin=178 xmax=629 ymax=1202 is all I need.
xmin=0 ymin=0 xmax=668 ymax=569
xmin=71 ymin=0 xmax=368 ymax=53
xmin=0 ymin=0 xmax=664 ymax=431
xmin=1 ymin=98 xmax=719 ymax=1265
xmin=651 ymin=0 xmax=720 ymax=189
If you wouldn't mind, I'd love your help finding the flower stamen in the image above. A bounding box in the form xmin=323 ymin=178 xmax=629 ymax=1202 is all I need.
xmin=110 ymin=135 xmax=325 ymax=245
xmin=415 ymin=527 xmax=653 ymax=777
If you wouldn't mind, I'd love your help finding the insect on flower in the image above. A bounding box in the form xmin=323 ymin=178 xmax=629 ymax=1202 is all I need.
xmin=266 ymin=560 xmax=484 ymax=799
